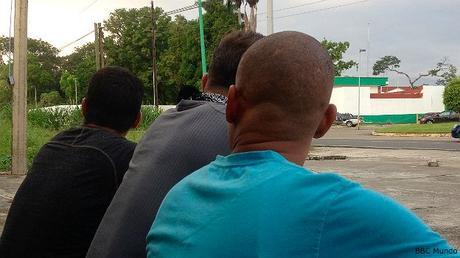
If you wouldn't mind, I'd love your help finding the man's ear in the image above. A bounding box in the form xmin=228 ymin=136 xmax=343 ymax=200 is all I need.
xmin=81 ymin=97 xmax=88 ymax=118
xmin=314 ymin=104 xmax=337 ymax=139
xmin=226 ymin=85 xmax=239 ymax=124
xmin=201 ymin=74 xmax=208 ymax=92
xmin=131 ymin=111 xmax=142 ymax=129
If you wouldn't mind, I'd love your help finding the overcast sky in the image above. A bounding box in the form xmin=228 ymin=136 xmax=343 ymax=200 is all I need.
xmin=1 ymin=0 xmax=459 ymax=85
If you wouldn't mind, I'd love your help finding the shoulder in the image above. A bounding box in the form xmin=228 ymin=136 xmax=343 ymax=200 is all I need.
xmin=319 ymin=181 xmax=455 ymax=257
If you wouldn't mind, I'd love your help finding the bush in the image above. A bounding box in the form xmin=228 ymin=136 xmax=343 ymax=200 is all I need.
xmin=39 ymin=91 xmax=63 ymax=107
xmin=443 ymin=77 xmax=460 ymax=112
xmin=140 ymin=105 xmax=163 ymax=129
xmin=28 ymin=106 xmax=83 ymax=130
xmin=0 ymin=103 xmax=12 ymax=121
xmin=0 ymin=81 xmax=11 ymax=106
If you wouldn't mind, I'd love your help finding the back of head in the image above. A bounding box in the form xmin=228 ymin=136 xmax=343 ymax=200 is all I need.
xmin=84 ymin=66 xmax=144 ymax=133
xmin=207 ymin=30 xmax=264 ymax=90
xmin=235 ymin=31 xmax=335 ymax=140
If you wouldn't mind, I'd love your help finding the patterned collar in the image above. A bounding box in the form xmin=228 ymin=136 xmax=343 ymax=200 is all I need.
xmin=194 ymin=92 xmax=227 ymax=104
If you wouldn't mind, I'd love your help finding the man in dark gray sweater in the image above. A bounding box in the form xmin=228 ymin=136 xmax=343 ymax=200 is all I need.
xmin=86 ymin=31 xmax=264 ymax=258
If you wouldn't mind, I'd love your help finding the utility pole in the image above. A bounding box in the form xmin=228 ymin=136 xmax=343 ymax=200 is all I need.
xmin=366 ymin=22 xmax=370 ymax=76
xmin=94 ymin=23 xmax=105 ymax=70
xmin=74 ymin=78 xmax=78 ymax=104
xmin=94 ymin=23 xmax=101 ymax=70
xmin=267 ymin=0 xmax=274 ymax=35
xmin=198 ymin=0 xmax=207 ymax=75
xmin=98 ymin=23 xmax=105 ymax=68
xmin=12 ymin=0 xmax=28 ymax=175
xmin=151 ymin=1 xmax=158 ymax=106
xmin=357 ymin=48 xmax=366 ymax=130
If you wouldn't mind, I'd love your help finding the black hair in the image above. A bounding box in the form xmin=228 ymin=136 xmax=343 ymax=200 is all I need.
xmin=176 ymin=86 xmax=201 ymax=103
xmin=84 ymin=66 xmax=144 ymax=133
xmin=207 ymin=30 xmax=264 ymax=89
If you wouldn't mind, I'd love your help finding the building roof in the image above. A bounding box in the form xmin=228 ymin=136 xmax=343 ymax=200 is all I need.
xmin=334 ymin=77 xmax=389 ymax=87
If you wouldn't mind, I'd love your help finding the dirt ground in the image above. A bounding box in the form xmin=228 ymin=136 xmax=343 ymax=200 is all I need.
xmin=1 ymin=146 xmax=459 ymax=249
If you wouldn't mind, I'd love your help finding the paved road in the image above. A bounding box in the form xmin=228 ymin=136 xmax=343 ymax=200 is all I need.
xmin=313 ymin=126 xmax=460 ymax=151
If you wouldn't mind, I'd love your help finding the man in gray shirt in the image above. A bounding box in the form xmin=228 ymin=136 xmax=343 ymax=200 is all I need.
xmin=87 ymin=31 xmax=263 ymax=258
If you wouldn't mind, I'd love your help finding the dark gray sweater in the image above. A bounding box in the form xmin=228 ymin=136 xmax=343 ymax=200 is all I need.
xmin=87 ymin=100 xmax=230 ymax=258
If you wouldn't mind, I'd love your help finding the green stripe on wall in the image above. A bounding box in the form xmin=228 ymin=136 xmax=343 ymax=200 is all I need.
xmin=362 ymin=114 xmax=417 ymax=124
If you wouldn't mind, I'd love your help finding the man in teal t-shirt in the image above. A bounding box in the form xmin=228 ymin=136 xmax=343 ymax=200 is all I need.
xmin=147 ymin=32 xmax=459 ymax=258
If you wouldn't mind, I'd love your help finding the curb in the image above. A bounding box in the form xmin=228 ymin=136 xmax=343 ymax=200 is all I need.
xmin=372 ymin=132 xmax=450 ymax=137
xmin=312 ymin=144 xmax=460 ymax=152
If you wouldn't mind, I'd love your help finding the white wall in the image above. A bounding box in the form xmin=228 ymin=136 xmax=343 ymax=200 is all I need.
xmin=330 ymin=85 xmax=445 ymax=115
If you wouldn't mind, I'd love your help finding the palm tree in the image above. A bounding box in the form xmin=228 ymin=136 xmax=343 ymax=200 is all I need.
xmin=226 ymin=0 xmax=259 ymax=32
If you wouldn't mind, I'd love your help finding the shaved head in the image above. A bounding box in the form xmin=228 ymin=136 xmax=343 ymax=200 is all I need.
xmin=232 ymin=31 xmax=334 ymax=140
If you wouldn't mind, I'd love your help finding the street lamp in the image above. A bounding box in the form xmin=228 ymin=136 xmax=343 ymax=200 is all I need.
xmin=357 ymin=48 xmax=366 ymax=130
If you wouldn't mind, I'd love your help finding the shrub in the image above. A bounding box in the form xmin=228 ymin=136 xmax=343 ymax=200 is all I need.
xmin=0 ymin=103 xmax=12 ymax=121
xmin=39 ymin=91 xmax=64 ymax=107
xmin=140 ymin=105 xmax=163 ymax=129
xmin=28 ymin=106 xmax=83 ymax=130
xmin=443 ymin=77 xmax=460 ymax=112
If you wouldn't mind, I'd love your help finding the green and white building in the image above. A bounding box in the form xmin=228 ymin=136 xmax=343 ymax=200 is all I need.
xmin=331 ymin=77 xmax=446 ymax=124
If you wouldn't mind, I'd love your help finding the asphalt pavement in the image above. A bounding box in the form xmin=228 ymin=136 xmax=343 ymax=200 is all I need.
xmin=313 ymin=126 xmax=460 ymax=151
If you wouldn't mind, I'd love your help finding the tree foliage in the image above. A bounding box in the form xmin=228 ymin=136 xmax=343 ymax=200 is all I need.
xmin=39 ymin=90 xmax=63 ymax=107
xmin=443 ymin=77 xmax=460 ymax=112
xmin=0 ymin=64 xmax=11 ymax=105
xmin=320 ymin=39 xmax=356 ymax=76
xmin=61 ymin=42 xmax=96 ymax=99
xmin=227 ymin=0 xmax=259 ymax=32
xmin=373 ymin=55 xmax=457 ymax=88
xmin=0 ymin=37 xmax=62 ymax=102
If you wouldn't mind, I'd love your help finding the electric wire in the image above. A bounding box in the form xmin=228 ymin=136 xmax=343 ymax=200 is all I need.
xmin=259 ymin=0 xmax=331 ymax=15
xmin=79 ymin=0 xmax=101 ymax=15
xmin=58 ymin=30 xmax=95 ymax=52
xmin=258 ymin=0 xmax=368 ymax=22
xmin=276 ymin=0 xmax=368 ymax=19
xmin=8 ymin=0 xmax=14 ymax=81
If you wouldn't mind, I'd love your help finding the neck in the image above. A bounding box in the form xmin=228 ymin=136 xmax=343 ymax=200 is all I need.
xmin=205 ymin=85 xmax=228 ymax=96
xmin=231 ymin=132 xmax=311 ymax=166
xmin=83 ymin=123 xmax=126 ymax=137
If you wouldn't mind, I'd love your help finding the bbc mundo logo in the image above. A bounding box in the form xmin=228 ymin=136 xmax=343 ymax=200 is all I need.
xmin=415 ymin=247 xmax=458 ymax=255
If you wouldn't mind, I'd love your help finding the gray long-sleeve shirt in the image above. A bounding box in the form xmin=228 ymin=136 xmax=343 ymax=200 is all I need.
xmin=86 ymin=100 xmax=230 ymax=258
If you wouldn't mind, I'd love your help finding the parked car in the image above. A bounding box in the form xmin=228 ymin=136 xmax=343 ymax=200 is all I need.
xmin=419 ymin=111 xmax=460 ymax=124
xmin=452 ymin=124 xmax=460 ymax=139
xmin=334 ymin=112 xmax=362 ymax=127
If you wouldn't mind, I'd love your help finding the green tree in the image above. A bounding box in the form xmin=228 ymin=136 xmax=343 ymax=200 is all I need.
xmin=373 ymin=56 xmax=456 ymax=88
xmin=0 ymin=37 xmax=62 ymax=102
xmin=443 ymin=77 xmax=460 ymax=112
xmin=59 ymin=71 xmax=84 ymax=104
xmin=0 ymin=64 xmax=11 ymax=105
xmin=320 ymin=39 xmax=356 ymax=76
xmin=227 ymin=0 xmax=259 ymax=31
xmin=103 ymin=7 xmax=172 ymax=103
xmin=61 ymin=42 xmax=96 ymax=97
xmin=39 ymin=90 xmax=63 ymax=107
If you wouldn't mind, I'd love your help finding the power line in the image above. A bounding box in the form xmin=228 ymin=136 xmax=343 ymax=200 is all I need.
xmin=165 ymin=3 xmax=198 ymax=15
xmin=258 ymin=0 xmax=368 ymax=22
xmin=259 ymin=0 xmax=331 ymax=15
xmin=58 ymin=30 xmax=95 ymax=52
xmin=79 ymin=0 xmax=102 ymax=14
xmin=276 ymin=0 xmax=369 ymax=19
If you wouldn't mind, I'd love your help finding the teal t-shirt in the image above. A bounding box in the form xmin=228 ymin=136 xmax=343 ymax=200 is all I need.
xmin=147 ymin=151 xmax=458 ymax=258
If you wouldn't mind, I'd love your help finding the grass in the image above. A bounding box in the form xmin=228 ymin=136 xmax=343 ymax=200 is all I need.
xmin=0 ymin=117 xmax=59 ymax=171
xmin=0 ymin=116 xmax=148 ymax=172
xmin=375 ymin=122 xmax=458 ymax=134
xmin=0 ymin=105 xmax=157 ymax=171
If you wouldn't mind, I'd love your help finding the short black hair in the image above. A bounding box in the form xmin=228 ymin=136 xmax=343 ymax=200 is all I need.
xmin=84 ymin=66 xmax=144 ymax=133
xmin=207 ymin=30 xmax=264 ymax=89
xmin=176 ymin=86 xmax=201 ymax=103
